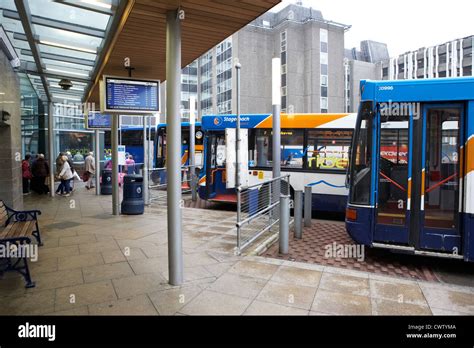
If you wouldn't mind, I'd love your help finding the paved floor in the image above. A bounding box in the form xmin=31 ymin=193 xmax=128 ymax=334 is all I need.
xmin=264 ymin=221 xmax=439 ymax=281
xmin=0 ymin=185 xmax=473 ymax=315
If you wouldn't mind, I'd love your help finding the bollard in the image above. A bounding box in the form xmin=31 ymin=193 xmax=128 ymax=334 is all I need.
xmin=279 ymin=195 xmax=290 ymax=255
xmin=304 ymin=185 xmax=312 ymax=227
xmin=294 ymin=190 xmax=303 ymax=239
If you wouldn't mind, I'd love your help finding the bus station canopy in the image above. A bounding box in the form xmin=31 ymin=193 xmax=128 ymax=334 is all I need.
xmin=1 ymin=0 xmax=279 ymax=104
xmin=85 ymin=0 xmax=281 ymax=105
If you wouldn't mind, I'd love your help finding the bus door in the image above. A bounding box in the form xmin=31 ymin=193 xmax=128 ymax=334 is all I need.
xmin=374 ymin=111 xmax=410 ymax=244
xmin=374 ymin=103 xmax=464 ymax=253
xmin=205 ymin=132 xmax=226 ymax=199
xmin=415 ymin=105 xmax=463 ymax=253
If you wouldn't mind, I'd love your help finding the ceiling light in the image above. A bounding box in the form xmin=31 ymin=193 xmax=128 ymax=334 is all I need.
xmin=46 ymin=68 xmax=89 ymax=77
xmin=80 ymin=0 xmax=112 ymax=9
xmin=39 ymin=40 xmax=96 ymax=54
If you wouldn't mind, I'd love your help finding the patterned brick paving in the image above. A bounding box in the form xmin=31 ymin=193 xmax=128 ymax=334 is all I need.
xmin=264 ymin=222 xmax=439 ymax=282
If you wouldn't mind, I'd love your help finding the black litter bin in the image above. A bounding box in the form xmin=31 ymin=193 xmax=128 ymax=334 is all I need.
xmin=101 ymin=170 xmax=112 ymax=195
xmin=121 ymin=175 xmax=144 ymax=215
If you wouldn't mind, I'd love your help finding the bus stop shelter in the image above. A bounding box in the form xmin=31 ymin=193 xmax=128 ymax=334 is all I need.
xmin=83 ymin=0 xmax=281 ymax=285
xmin=2 ymin=0 xmax=280 ymax=286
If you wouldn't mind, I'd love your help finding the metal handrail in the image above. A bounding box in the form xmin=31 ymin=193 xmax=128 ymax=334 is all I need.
xmin=236 ymin=174 xmax=291 ymax=191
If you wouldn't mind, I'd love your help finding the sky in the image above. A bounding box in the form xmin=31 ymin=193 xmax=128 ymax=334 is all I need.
xmin=271 ymin=0 xmax=474 ymax=57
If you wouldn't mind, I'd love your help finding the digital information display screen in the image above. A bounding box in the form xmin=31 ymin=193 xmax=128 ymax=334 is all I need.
xmin=86 ymin=111 xmax=112 ymax=129
xmin=103 ymin=76 xmax=159 ymax=113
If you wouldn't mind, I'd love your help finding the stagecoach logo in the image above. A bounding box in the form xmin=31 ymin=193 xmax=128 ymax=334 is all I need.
xmin=214 ymin=116 xmax=223 ymax=126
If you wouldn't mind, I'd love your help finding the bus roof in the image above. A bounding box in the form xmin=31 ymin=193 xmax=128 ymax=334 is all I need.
xmin=360 ymin=77 xmax=474 ymax=103
xmin=201 ymin=113 xmax=357 ymax=131
xmin=157 ymin=122 xmax=201 ymax=128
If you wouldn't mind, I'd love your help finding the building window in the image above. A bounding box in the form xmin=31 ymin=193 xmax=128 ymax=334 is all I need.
xmin=320 ymin=28 xmax=328 ymax=43
xmin=280 ymin=30 xmax=287 ymax=52
xmin=321 ymin=97 xmax=328 ymax=110
xmin=321 ymin=75 xmax=328 ymax=87
xmin=320 ymin=52 xmax=328 ymax=65
xmin=320 ymin=28 xmax=329 ymax=113
xmin=321 ymin=86 xmax=328 ymax=98
xmin=321 ymin=41 xmax=328 ymax=53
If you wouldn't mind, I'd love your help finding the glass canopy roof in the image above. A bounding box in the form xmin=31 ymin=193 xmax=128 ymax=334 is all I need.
xmin=0 ymin=0 xmax=118 ymax=103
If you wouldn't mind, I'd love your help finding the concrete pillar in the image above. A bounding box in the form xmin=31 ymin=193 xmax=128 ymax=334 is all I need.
xmin=0 ymin=50 xmax=23 ymax=209
xmin=166 ymin=9 xmax=183 ymax=286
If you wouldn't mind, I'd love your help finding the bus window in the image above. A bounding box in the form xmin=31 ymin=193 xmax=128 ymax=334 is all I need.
xmin=281 ymin=129 xmax=304 ymax=169
xmin=156 ymin=128 xmax=166 ymax=168
xmin=377 ymin=117 xmax=409 ymax=226
xmin=253 ymin=129 xmax=272 ymax=167
xmin=307 ymin=130 xmax=352 ymax=171
xmin=424 ymin=109 xmax=460 ymax=229
xmin=349 ymin=101 xmax=373 ymax=205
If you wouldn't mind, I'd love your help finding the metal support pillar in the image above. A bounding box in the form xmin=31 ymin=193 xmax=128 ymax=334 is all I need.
xmin=95 ymin=129 xmax=100 ymax=195
xmin=143 ymin=115 xmax=149 ymax=205
xmin=294 ymin=190 xmax=303 ymax=239
xmin=48 ymin=102 xmax=55 ymax=197
xmin=235 ymin=63 xmax=241 ymax=189
xmin=112 ymin=114 xmax=119 ymax=215
xmin=166 ymin=9 xmax=183 ymax=286
xmin=189 ymin=96 xmax=197 ymax=201
xmin=304 ymin=185 xmax=312 ymax=227
xmin=279 ymin=195 xmax=290 ymax=254
xmin=272 ymin=58 xmax=281 ymax=214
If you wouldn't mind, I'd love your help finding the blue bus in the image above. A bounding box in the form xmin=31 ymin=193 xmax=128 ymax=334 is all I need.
xmin=198 ymin=113 xmax=356 ymax=212
xmin=346 ymin=77 xmax=474 ymax=262
xmin=104 ymin=122 xmax=203 ymax=170
xmin=155 ymin=122 xmax=203 ymax=171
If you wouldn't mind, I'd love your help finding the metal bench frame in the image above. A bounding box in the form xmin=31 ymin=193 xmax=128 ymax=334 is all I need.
xmin=0 ymin=201 xmax=42 ymax=288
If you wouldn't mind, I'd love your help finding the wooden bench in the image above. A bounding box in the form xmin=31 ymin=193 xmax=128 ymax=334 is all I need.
xmin=0 ymin=200 xmax=42 ymax=288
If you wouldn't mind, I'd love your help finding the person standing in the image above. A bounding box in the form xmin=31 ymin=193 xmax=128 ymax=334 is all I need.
xmin=125 ymin=155 xmax=135 ymax=174
xmin=55 ymin=152 xmax=65 ymax=195
xmin=84 ymin=151 xmax=96 ymax=190
xmin=22 ymin=154 xmax=32 ymax=195
xmin=58 ymin=155 xmax=73 ymax=197
xmin=31 ymin=154 xmax=50 ymax=194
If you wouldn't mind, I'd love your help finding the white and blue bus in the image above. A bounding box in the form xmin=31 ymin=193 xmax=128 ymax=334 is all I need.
xmin=346 ymin=77 xmax=474 ymax=262
xmin=198 ymin=113 xmax=357 ymax=213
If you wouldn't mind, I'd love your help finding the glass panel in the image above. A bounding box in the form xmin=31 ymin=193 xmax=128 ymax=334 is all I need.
xmin=28 ymin=0 xmax=111 ymax=30
xmin=43 ymin=58 xmax=93 ymax=72
xmin=34 ymin=25 xmax=101 ymax=51
xmin=39 ymin=44 xmax=97 ymax=61
xmin=377 ymin=116 xmax=409 ymax=226
xmin=307 ymin=130 xmax=352 ymax=171
xmin=424 ymin=108 xmax=460 ymax=229
xmin=349 ymin=101 xmax=373 ymax=205
xmin=252 ymin=129 xmax=272 ymax=168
